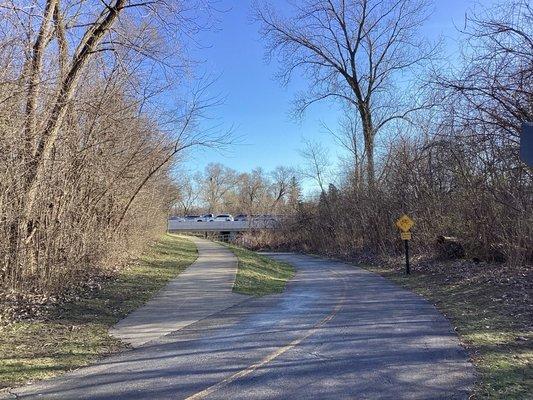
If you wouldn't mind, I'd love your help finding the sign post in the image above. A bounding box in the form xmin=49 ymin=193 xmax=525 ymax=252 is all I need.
xmin=404 ymin=235 xmax=410 ymax=275
xmin=395 ymin=215 xmax=414 ymax=275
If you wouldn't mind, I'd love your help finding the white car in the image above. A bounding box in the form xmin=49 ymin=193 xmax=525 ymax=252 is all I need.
xmin=214 ymin=214 xmax=234 ymax=221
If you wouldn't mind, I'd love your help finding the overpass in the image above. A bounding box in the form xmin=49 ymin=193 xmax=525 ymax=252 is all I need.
xmin=167 ymin=219 xmax=277 ymax=233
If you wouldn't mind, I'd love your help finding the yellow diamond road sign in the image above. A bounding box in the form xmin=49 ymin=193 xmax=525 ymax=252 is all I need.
xmin=396 ymin=214 xmax=414 ymax=232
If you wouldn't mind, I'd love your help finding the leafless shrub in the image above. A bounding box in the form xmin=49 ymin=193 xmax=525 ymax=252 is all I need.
xmin=0 ymin=0 xmax=225 ymax=303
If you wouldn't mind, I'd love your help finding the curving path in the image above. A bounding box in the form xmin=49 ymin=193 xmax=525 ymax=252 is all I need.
xmin=110 ymin=237 xmax=247 ymax=347
xmin=2 ymin=239 xmax=474 ymax=399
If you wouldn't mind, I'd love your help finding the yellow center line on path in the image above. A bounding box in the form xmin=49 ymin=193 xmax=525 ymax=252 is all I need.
xmin=184 ymin=268 xmax=347 ymax=400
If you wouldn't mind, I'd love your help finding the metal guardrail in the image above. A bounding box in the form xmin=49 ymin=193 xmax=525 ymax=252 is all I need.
xmin=167 ymin=220 xmax=277 ymax=232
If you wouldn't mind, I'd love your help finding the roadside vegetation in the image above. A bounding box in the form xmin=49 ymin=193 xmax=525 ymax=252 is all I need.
xmin=225 ymin=244 xmax=295 ymax=296
xmin=0 ymin=1 xmax=223 ymax=310
xmin=0 ymin=235 xmax=197 ymax=389
xmin=363 ymin=259 xmax=532 ymax=399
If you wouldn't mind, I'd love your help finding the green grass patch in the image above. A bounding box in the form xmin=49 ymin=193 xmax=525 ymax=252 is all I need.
xmin=362 ymin=262 xmax=532 ymax=399
xmin=225 ymin=244 xmax=295 ymax=296
xmin=0 ymin=234 xmax=197 ymax=389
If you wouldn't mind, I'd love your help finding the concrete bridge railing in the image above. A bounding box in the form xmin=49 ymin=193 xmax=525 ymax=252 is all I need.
xmin=167 ymin=219 xmax=277 ymax=232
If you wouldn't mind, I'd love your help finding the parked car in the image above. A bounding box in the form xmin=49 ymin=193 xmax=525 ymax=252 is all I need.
xmin=214 ymin=214 xmax=234 ymax=221
xmin=185 ymin=215 xmax=201 ymax=222
xmin=200 ymin=213 xmax=214 ymax=222
xmin=234 ymin=214 xmax=248 ymax=221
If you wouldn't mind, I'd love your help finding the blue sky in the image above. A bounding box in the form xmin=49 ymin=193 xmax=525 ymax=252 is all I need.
xmin=184 ymin=0 xmax=498 ymax=185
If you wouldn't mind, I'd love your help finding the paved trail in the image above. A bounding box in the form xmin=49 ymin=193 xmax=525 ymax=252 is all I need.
xmin=109 ymin=238 xmax=247 ymax=347
xmin=4 ymin=238 xmax=474 ymax=399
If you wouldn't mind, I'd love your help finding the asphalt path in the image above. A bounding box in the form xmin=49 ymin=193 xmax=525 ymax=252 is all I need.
xmin=3 ymin=239 xmax=474 ymax=399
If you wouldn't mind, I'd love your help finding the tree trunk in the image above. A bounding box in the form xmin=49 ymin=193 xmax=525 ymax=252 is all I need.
xmin=364 ymin=134 xmax=375 ymax=188
xmin=360 ymin=105 xmax=375 ymax=188
xmin=24 ymin=0 xmax=58 ymax=159
xmin=22 ymin=0 xmax=126 ymax=232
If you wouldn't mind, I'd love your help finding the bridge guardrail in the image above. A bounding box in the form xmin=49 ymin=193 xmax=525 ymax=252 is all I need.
xmin=167 ymin=220 xmax=278 ymax=232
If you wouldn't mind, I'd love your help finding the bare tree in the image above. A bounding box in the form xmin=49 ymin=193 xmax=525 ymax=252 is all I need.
xmin=437 ymin=0 xmax=532 ymax=149
xmin=322 ymin=112 xmax=366 ymax=190
xmin=202 ymin=163 xmax=237 ymax=212
xmin=270 ymin=166 xmax=295 ymax=210
xmin=174 ymin=172 xmax=202 ymax=215
xmin=299 ymin=139 xmax=332 ymax=195
xmin=255 ymin=0 xmax=437 ymax=187
xmin=235 ymin=168 xmax=269 ymax=215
